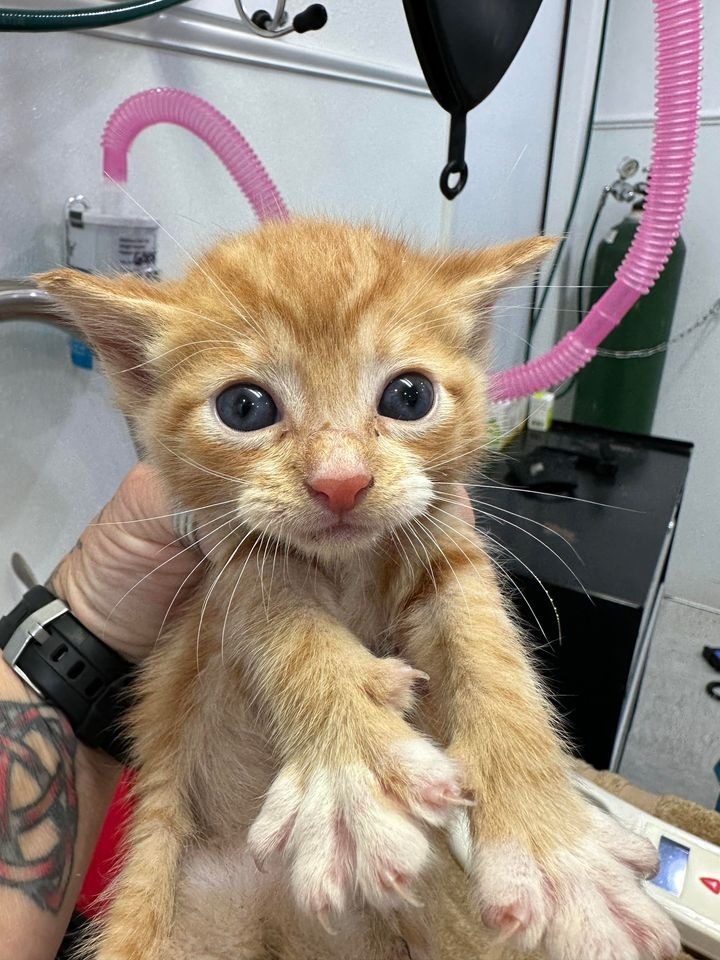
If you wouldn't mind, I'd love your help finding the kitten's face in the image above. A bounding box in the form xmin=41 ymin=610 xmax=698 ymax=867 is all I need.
xmin=38 ymin=220 xmax=552 ymax=560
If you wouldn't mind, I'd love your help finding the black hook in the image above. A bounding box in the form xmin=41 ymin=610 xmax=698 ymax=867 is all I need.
xmin=251 ymin=3 xmax=326 ymax=33
xmin=293 ymin=3 xmax=327 ymax=32
xmin=440 ymin=112 xmax=468 ymax=200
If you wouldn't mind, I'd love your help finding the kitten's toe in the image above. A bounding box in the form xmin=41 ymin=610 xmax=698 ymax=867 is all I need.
xmin=590 ymin=804 xmax=660 ymax=877
xmin=468 ymin=810 xmax=681 ymax=960
xmin=378 ymin=867 xmax=423 ymax=908
xmin=247 ymin=766 xmax=301 ymax=869
xmin=471 ymin=842 xmax=548 ymax=950
xmin=542 ymin=845 xmax=679 ymax=960
xmin=351 ymin=805 xmax=431 ymax=911
xmin=542 ymin=886 xmax=641 ymax=960
xmin=389 ymin=739 xmax=469 ymax=826
xmin=250 ymin=758 xmax=435 ymax=923
xmin=365 ymin=658 xmax=429 ymax=714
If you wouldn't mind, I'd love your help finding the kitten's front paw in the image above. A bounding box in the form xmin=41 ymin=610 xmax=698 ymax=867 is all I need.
xmin=248 ymin=738 xmax=464 ymax=927
xmin=456 ymin=805 xmax=681 ymax=960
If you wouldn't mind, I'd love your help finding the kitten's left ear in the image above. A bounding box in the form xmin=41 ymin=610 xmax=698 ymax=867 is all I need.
xmin=441 ymin=235 xmax=557 ymax=344
xmin=34 ymin=269 xmax=172 ymax=409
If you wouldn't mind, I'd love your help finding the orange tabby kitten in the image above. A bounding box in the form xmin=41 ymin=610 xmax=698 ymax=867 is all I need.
xmin=38 ymin=220 xmax=679 ymax=960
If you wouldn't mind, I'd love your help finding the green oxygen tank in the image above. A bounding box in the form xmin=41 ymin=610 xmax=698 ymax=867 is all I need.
xmin=572 ymin=202 xmax=686 ymax=435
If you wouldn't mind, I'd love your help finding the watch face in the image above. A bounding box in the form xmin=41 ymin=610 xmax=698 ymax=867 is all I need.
xmin=651 ymin=836 xmax=690 ymax=897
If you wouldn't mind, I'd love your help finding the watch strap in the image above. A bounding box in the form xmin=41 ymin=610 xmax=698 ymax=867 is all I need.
xmin=0 ymin=585 xmax=135 ymax=763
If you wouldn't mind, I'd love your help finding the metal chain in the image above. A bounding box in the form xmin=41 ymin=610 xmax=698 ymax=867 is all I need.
xmin=596 ymin=298 xmax=720 ymax=359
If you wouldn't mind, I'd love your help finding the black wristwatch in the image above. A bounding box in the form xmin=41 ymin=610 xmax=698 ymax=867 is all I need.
xmin=0 ymin=585 xmax=136 ymax=763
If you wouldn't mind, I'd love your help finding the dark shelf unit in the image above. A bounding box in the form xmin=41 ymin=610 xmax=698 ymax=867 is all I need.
xmin=470 ymin=420 xmax=692 ymax=770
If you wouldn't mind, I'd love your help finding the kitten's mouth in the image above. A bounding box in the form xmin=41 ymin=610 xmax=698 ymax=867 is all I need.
xmin=309 ymin=517 xmax=375 ymax=543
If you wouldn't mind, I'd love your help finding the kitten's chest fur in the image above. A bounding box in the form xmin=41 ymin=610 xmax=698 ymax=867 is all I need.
xmin=190 ymin=547 xmax=408 ymax=834
xmin=328 ymin=560 xmax=401 ymax=654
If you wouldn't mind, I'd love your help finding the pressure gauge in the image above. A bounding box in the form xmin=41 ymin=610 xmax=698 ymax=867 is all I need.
xmin=618 ymin=156 xmax=641 ymax=180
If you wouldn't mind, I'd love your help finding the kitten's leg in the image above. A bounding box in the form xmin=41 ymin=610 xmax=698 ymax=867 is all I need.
xmin=232 ymin=587 xmax=465 ymax=926
xmin=92 ymin=634 xmax=199 ymax=960
xmin=94 ymin=771 xmax=192 ymax=960
xmin=399 ymin=519 xmax=680 ymax=960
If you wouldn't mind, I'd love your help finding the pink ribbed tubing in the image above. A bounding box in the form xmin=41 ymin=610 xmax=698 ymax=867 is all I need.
xmin=102 ymin=88 xmax=288 ymax=222
xmin=490 ymin=0 xmax=702 ymax=402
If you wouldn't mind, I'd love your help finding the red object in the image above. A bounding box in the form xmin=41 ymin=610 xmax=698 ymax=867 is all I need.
xmin=76 ymin=771 xmax=134 ymax=918
xmin=700 ymin=876 xmax=720 ymax=895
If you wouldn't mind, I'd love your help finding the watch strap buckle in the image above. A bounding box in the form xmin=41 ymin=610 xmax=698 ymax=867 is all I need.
xmin=2 ymin=598 xmax=69 ymax=695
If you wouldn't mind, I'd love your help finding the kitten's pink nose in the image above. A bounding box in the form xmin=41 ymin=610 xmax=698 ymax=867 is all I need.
xmin=308 ymin=471 xmax=373 ymax=514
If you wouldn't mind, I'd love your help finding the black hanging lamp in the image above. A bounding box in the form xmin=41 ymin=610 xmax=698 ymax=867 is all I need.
xmin=402 ymin=0 xmax=544 ymax=198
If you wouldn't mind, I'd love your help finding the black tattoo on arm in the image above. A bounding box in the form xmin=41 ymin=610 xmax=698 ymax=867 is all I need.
xmin=0 ymin=701 xmax=78 ymax=912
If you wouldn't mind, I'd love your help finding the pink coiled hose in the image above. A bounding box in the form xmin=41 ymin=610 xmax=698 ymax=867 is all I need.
xmin=102 ymin=0 xmax=701 ymax=403
xmin=102 ymin=88 xmax=289 ymax=222
xmin=490 ymin=0 xmax=702 ymax=402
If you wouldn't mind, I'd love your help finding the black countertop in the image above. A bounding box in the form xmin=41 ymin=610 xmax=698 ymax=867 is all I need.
xmin=469 ymin=421 xmax=692 ymax=607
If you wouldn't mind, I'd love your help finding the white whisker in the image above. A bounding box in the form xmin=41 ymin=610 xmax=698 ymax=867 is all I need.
xmin=106 ymin=177 xmax=266 ymax=338
xmin=101 ymin=512 xmax=238 ymax=636
xmin=434 ymin=490 xmax=578 ymax=553
xmin=412 ymin=513 xmax=472 ymax=616
xmin=89 ymin=498 xmax=238 ymax=528
xmin=434 ymin=480 xmax=639 ymax=512
xmin=400 ymin=522 xmax=437 ymax=595
xmin=156 ymin=437 xmax=250 ymax=485
xmin=154 ymin=514 xmax=245 ymax=654
xmin=389 ymin=529 xmax=414 ymax=577
xmin=431 ymin=498 xmax=589 ymax=600
xmin=221 ymin=531 xmax=265 ymax=663
xmin=120 ymin=338 xmax=238 ymax=373
xmin=196 ymin=522 xmax=256 ymax=672
xmin=432 ymin=508 xmax=562 ymax=645
xmin=156 ymin=506 xmax=239 ymax=555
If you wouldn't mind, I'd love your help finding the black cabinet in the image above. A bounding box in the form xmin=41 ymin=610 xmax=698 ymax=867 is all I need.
xmin=469 ymin=421 xmax=692 ymax=769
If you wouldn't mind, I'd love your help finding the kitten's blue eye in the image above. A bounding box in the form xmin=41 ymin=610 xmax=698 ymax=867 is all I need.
xmin=378 ymin=373 xmax=434 ymax=421
xmin=216 ymin=384 xmax=278 ymax=432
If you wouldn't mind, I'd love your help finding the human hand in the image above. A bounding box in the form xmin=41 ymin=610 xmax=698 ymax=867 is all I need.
xmin=446 ymin=481 xmax=475 ymax=526
xmin=49 ymin=463 xmax=203 ymax=663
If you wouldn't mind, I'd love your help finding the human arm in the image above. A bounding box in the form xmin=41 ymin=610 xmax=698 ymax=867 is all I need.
xmin=0 ymin=463 xmax=201 ymax=960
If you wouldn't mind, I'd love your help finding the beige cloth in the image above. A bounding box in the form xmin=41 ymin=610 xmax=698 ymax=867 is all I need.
xmin=576 ymin=761 xmax=720 ymax=849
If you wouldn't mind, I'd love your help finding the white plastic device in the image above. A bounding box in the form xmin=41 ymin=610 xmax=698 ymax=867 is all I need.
xmin=64 ymin=195 xmax=158 ymax=276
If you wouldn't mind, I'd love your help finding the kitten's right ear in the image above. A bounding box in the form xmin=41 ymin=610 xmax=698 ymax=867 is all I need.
xmin=35 ymin=269 xmax=169 ymax=405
